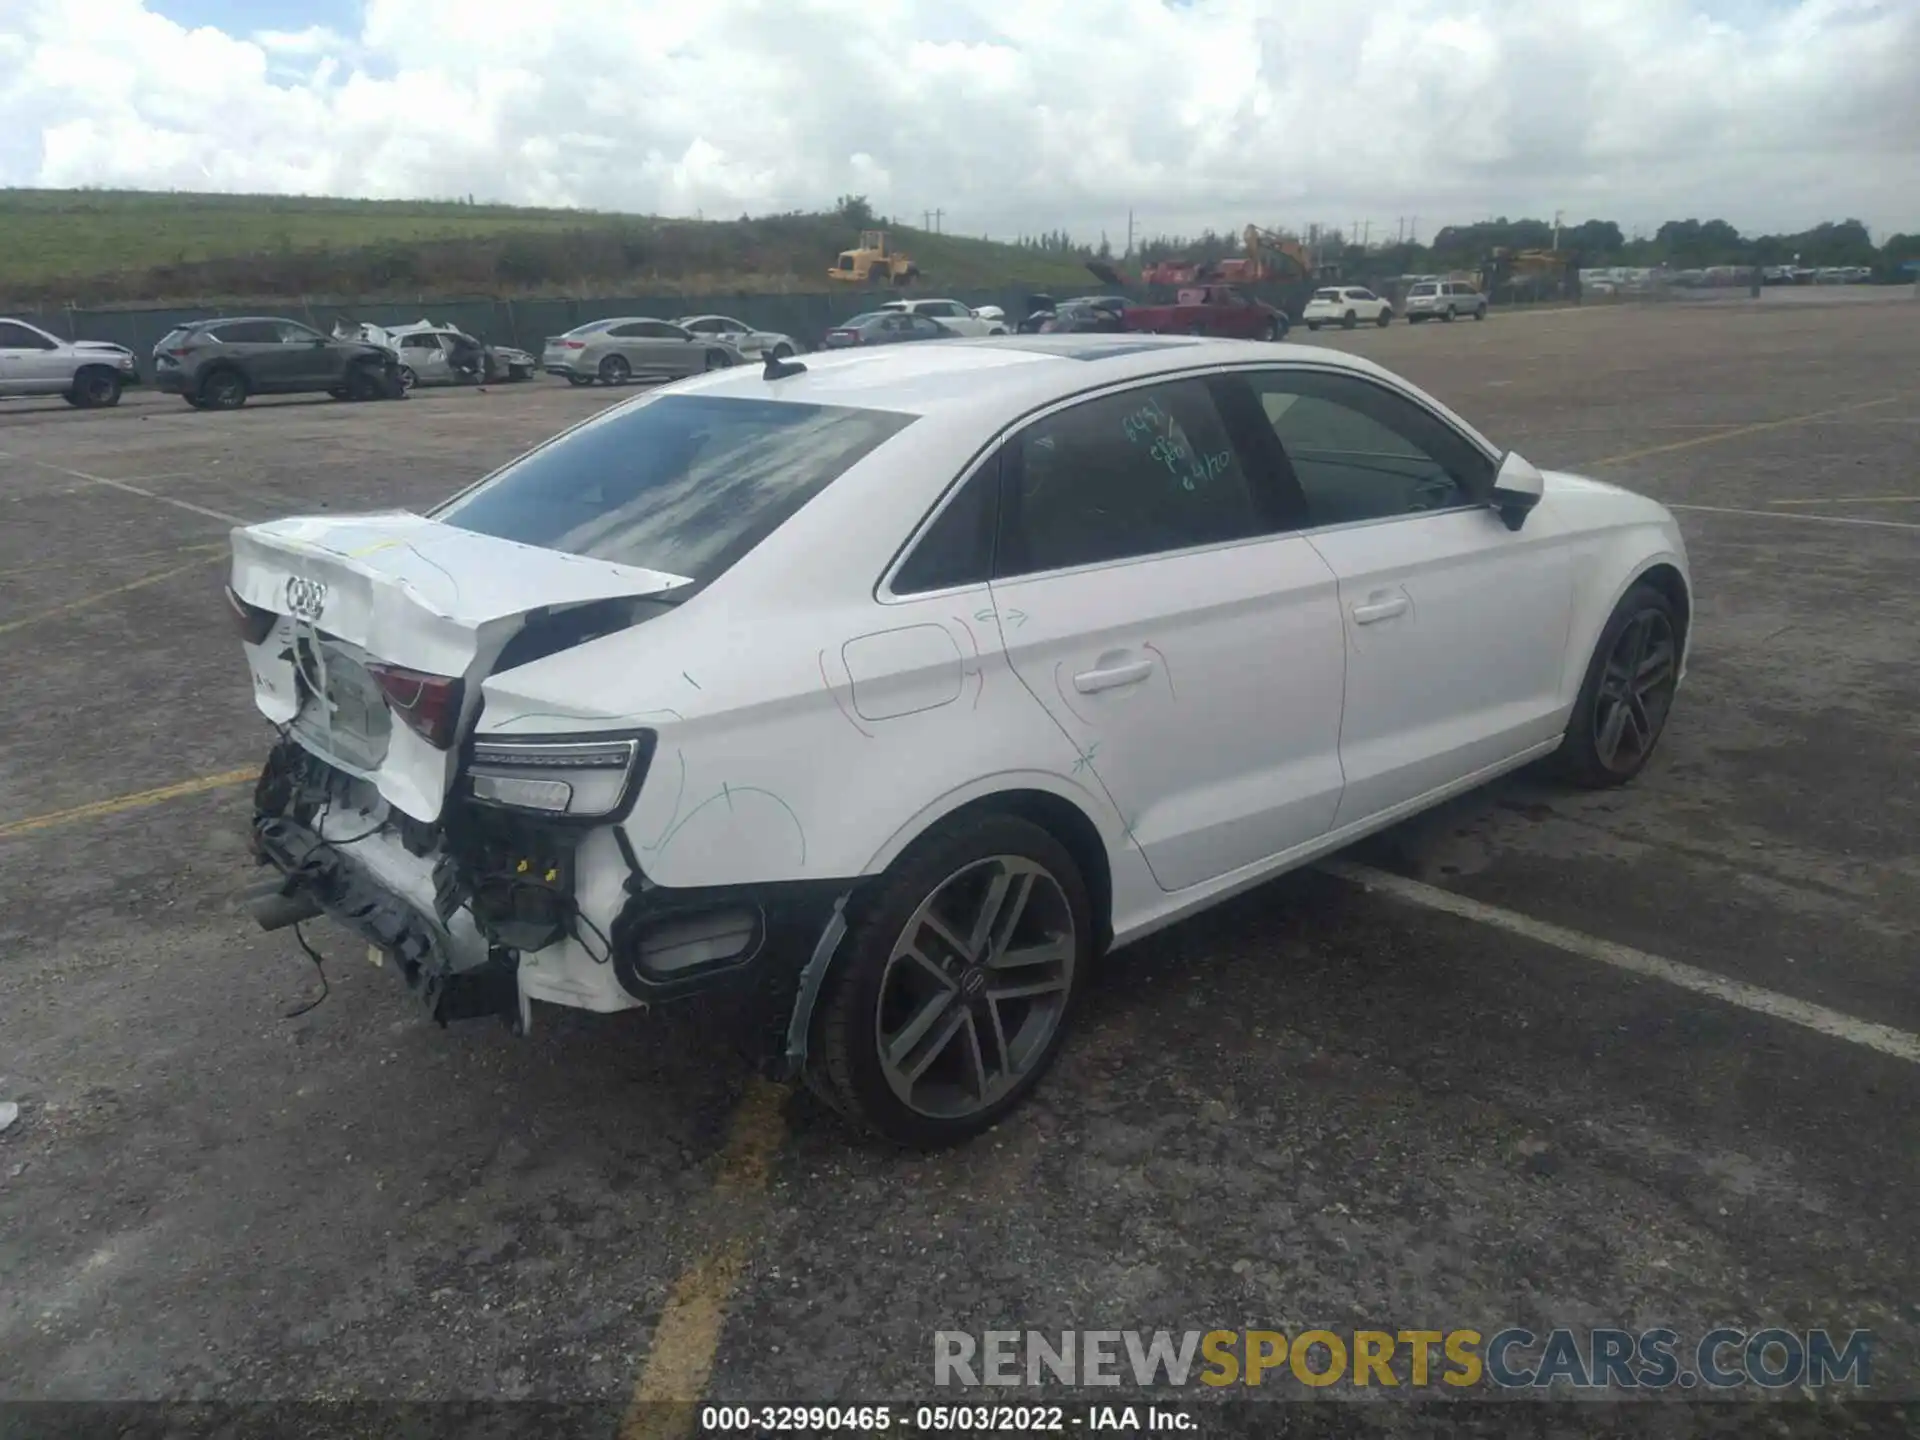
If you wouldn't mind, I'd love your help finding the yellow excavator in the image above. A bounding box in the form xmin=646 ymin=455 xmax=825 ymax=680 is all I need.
xmin=1482 ymin=247 xmax=1578 ymax=296
xmin=827 ymin=230 xmax=920 ymax=286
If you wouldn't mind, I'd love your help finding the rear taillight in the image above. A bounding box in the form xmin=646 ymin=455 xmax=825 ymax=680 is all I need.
xmin=561 ymin=340 xmax=585 ymax=350
xmin=367 ymin=663 xmax=465 ymax=749
xmin=224 ymin=585 xmax=277 ymax=644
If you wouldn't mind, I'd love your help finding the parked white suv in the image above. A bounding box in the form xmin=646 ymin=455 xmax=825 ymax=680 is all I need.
xmin=1404 ymin=280 xmax=1487 ymax=324
xmin=879 ymin=298 xmax=1008 ymax=336
xmin=0 ymin=317 xmax=139 ymax=407
xmin=1303 ymin=287 xmax=1393 ymax=331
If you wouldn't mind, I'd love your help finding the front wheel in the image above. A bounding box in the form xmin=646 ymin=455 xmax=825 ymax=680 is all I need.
xmin=1260 ymin=319 xmax=1279 ymax=341
xmin=1443 ymin=306 xmax=1456 ymax=323
xmin=1342 ymin=310 xmax=1357 ymax=330
xmin=809 ymin=813 xmax=1091 ymax=1149
xmin=1554 ymin=584 xmax=1681 ymax=788
xmin=396 ymin=365 xmax=417 ymax=392
xmin=704 ymin=349 xmax=729 ymax=370
xmin=1376 ymin=309 xmax=1392 ymax=327
xmin=1306 ymin=320 xmax=1321 ymax=332
xmin=566 ymin=374 xmax=594 ymax=387
xmin=1474 ymin=306 xmax=1487 ymax=321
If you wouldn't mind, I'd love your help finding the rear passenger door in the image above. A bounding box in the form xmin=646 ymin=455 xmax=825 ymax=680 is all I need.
xmin=1232 ymin=367 xmax=1574 ymax=827
xmin=985 ymin=376 xmax=1348 ymax=892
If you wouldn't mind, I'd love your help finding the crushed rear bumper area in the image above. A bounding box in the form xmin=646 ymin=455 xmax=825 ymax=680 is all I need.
xmin=248 ymin=814 xmax=522 ymax=1028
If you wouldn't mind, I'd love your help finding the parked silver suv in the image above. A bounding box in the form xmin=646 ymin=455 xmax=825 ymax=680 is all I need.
xmin=0 ymin=317 xmax=139 ymax=407
xmin=1404 ymin=279 xmax=1488 ymax=323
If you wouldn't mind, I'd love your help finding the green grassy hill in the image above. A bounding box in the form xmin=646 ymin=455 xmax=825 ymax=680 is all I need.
xmin=0 ymin=189 xmax=1097 ymax=303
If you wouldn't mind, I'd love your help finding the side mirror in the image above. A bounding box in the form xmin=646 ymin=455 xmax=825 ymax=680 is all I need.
xmin=1491 ymin=452 xmax=1544 ymax=532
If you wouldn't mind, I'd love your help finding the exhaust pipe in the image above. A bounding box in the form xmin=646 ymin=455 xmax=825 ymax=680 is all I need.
xmin=245 ymin=874 xmax=322 ymax=933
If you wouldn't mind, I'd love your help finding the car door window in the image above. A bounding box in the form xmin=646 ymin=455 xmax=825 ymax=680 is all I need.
xmin=607 ymin=323 xmax=650 ymax=339
xmin=400 ymin=333 xmax=441 ymax=352
xmin=0 ymin=321 xmax=55 ymax=349
xmin=909 ymin=316 xmax=945 ymax=337
xmin=639 ymin=322 xmax=686 ymax=340
xmin=996 ymin=379 xmax=1270 ymax=578
xmin=1241 ymin=370 xmax=1495 ymax=527
xmin=218 ymin=321 xmax=278 ymax=344
xmin=274 ymin=321 xmax=322 ymax=344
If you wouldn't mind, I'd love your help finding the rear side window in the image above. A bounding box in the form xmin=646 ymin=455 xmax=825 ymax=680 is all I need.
xmin=434 ymin=395 xmax=916 ymax=587
xmin=1313 ymin=289 xmax=1342 ymax=301
xmin=1409 ymin=283 xmax=1436 ymax=296
xmin=996 ymin=379 xmax=1269 ymax=578
xmin=893 ymin=457 xmax=999 ymax=595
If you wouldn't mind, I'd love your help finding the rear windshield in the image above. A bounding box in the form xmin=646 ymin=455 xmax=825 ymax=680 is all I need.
xmin=433 ymin=394 xmax=916 ymax=586
xmin=1409 ymin=283 xmax=1437 ymax=296
xmin=1313 ymin=289 xmax=1342 ymax=301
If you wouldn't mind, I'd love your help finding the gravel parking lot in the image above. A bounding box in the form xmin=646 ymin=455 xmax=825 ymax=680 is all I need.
xmin=2 ymin=292 xmax=1915 ymax=1435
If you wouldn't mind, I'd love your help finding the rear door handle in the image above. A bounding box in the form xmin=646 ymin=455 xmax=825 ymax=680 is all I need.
xmin=1074 ymin=659 xmax=1154 ymax=693
xmin=1352 ymin=595 xmax=1410 ymax=624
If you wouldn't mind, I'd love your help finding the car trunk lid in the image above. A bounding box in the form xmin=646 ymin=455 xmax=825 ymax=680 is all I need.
xmin=230 ymin=511 xmax=691 ymax=821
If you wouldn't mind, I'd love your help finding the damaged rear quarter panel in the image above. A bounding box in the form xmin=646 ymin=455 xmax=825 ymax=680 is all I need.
xmin=477 ymin=594 xmax=1128 ymax=894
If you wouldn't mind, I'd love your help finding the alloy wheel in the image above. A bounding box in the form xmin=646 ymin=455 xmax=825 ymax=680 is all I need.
xmin=1593 ymin=609 xmax=1677 ymax=774
xmin=874 ymin=855 xmax=1076 ymax=1121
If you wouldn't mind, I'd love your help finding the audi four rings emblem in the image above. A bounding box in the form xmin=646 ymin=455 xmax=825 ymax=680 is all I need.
xmin=284 ymin=576 xmax=329 ymax=622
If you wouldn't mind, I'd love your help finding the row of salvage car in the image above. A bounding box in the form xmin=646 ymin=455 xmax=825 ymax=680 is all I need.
xmin=7 ymin=286 xmax=1397 ymax=412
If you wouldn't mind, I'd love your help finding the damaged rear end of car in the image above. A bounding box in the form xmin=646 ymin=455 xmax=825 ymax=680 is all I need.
xmin=230 ymin=385 xmax=918 ymax=1054
xmin=230 ymin=510 xmax=695 ymax=1029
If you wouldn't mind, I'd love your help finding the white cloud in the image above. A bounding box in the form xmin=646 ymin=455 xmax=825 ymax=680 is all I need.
xmin=0 ymin=0 xmax=1914 ymax=240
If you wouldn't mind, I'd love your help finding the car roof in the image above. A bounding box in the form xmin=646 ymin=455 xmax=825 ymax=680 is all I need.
xmin=676 ymin=313 xmax=745 ymax=324
xmin=187 ymin=315 xmax=297 ymax=328
xmin=669 ymin=334 xmax=1442 ymax=425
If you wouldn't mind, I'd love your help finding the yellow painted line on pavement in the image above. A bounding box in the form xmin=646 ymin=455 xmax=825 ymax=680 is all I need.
xmin=0 ymin=768 xmax=256 ymax=841
xmin=0 ymin=553 xmax=224 ymax=637
xmin=0 ymin=541 xmax=225 ymax=582
xmin=619 ymin=1077 xmax=790 ymax=1440
xmin=1585 ymin=395 xmax=1897 ymax=468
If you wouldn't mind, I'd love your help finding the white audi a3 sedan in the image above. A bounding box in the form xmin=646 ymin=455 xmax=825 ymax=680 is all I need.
xmin=228 ymin=334 xmax=1690 ymax=1148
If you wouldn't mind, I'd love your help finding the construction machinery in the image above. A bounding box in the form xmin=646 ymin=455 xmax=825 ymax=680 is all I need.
xmin=1137 ymin=225 xmax=1331 ymax=288
xmin=1481 ymin=247 xmax=1579 ymax=297
xmin=827 ymin=230 xmax=920 ymax=286
xmin=1223 ymin=225 xmax=1322 ymax=283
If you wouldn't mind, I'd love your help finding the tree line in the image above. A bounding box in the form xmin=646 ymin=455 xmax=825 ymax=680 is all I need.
xmin=1002 ymin=215 xmax=1919 ymax=277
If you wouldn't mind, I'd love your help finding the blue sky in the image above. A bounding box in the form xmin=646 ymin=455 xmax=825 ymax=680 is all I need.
xmin=148 ymin=0 xmax=358 ymax=31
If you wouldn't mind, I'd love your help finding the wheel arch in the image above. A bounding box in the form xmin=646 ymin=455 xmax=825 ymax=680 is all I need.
xmin=781 ymin=779 xmax=1118 ymax=1081
xmin=1561 ymin=545 xmax=1693 ymax=706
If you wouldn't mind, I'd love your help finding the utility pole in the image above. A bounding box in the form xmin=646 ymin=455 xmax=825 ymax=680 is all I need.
xmin=1362 ymin=220 xmax=1372 ymax=249
xmin=1553 ymin=208 xmax=1564 ymax=250
xmin=1409 ymin=216 xmax=1418 ymax=246
xmin=933 ymin=208 xmax=943 ymax=234
xmin=1126 ymin=209 xmax=1136 ymax=259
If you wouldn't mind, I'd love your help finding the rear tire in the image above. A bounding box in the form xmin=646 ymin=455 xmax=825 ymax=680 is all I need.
xmin=566 ymin=374 xmax=594 ymax=387
xmin=1260 ymin=319 xmax=1280 ymax=341
xmin=704 ymin=349 xmax=728 ymax=370
xmin=599 ymin=354 xmax=630 ymax=385
xmin=198 ymin=368 xmax=248 ymax=410
xmin=1553 ymin=584 xmax=1682 ymax=789
xmin=1475 ymin=305 xmax=1487 ymax=321
xmin=396 ymin=365 xmax=417 ymax=392
xmin=770 ymin=343 xmax=794 ymax=360
xmin=1443 ymin=306 xmax=1456 ymax=323
xmin=809 ymin=813 xmax=1091 ymax=1149
xmin=1306 ymin=320 xmax=1321 ymax=332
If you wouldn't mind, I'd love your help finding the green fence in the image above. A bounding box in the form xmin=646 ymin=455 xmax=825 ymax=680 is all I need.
xmin=7 ymin=280 xmax=1316 ymax=358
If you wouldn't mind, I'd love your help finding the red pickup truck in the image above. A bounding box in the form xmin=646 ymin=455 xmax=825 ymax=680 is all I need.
xmin=1122 ymin=284 xmax=1290 ymax=340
